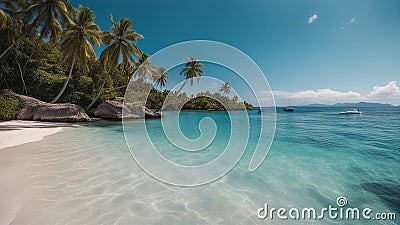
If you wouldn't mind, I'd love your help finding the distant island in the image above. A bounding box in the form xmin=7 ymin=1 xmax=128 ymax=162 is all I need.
xmin=302 ymin=102 xmax=396 ymax=107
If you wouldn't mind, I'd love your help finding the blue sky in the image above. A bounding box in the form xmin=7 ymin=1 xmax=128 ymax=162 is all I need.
xmin=71 ymin=0 xmax=400 ymax=105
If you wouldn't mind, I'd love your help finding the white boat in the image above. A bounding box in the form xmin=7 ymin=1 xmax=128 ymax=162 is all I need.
xmin=339 ymin=109 xmax=362 ymax=115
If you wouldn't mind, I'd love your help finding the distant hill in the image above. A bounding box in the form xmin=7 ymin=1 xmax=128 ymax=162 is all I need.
xmin=303 ymin=102 xmax=395 ymax=107
xmin=302 ymin=103 xmax=331 ymax=107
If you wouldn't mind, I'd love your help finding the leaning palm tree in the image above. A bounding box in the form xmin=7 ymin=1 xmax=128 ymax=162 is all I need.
xmin=26 ymin=0 xmax=74 ymax=42
xmin=85 ymin=15 xmax=143 ymax=111
xmin=153 ymin=67 xmax=168 ymax=89
xmin=219 ymin=82 xmax=231 ymax=95
xmin=50 ymin=5 xmax=101 ymax=103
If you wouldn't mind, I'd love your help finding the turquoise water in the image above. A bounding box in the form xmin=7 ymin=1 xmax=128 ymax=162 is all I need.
xmin=9 ymin=107 xmax=399 ymax=224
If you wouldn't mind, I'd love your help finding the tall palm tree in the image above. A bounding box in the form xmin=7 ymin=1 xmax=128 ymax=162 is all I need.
xmin=154 ymin=67 xmax=168 ymax=89
xmin=26 ymin=0 xmax=73 ymax=42
xmin=85 ymin=15 xmax=143 ymax=111
xmin=50 ymin=5 xmax=101 ymax=103
xmin=219 ymin=82 xmax=231 ymax=95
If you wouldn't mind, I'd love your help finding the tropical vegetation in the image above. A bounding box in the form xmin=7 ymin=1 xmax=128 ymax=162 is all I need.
xmin=0 ymin=89 xmax=20 ymax=120
xmin=0 ymin=0 xmax=252 ymax=120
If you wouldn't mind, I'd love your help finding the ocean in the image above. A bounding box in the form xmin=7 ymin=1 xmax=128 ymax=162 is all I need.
xmin=6 ymin=107 xmax=399 ymax=224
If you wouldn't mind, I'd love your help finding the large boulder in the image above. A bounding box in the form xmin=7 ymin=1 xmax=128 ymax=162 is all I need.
xmin=7 ymin=90 xmax=90 ymax=122
xmin=93 ymin=99 xmax=161 ymax=120
xmin=33 ymin=104 xmax=90 ymax=122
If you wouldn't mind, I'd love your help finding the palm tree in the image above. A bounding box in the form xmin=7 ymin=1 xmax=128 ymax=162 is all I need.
xmin=154 ymin=67 xmax=168 ymax=89
xmin=134 ymin=53 xmax=157 ymax=80
xmin=160 ymin=57 xmax=204 ymax=111
xmin=26 ymin=0 xmax=73 ymax=42
xmin=219 ymin=82 xmax=231 ymax=95
xmin=175 ymin=57 xmax=204 ymax=94
xmin=232 ymin=95 xmax=238 ymax=102
xmin=50 ymin=5 xmax=101 ymax=103
xmin=85 ymin=15 xmax=143 ymax=111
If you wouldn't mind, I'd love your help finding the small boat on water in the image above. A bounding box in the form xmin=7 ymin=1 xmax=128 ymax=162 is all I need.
xmin=283 ymin=97 xmax=294 ymax=112
xmin=283 ymin=107 xmax=294 ymax=112
xmin=339 ymin=109 xmax=362 ymax=115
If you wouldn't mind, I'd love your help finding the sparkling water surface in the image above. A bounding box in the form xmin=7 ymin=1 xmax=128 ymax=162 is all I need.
xmin=8 ymin=107 xmax=400 ymax=224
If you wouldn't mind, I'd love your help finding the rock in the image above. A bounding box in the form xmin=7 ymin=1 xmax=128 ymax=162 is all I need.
xmin=143 ymin=107 xmax=162 ymax=118
xmin=94 ymin=100 xmax=129 ymax=119
xmin=7 ymin=90 xmax=90 ymax=122
xmin=93 ymin=99 xmax=161 ymax=120
xmin=33 ymin=104 xmax=90 ymax=122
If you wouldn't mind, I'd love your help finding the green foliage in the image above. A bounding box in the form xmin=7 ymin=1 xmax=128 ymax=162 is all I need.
xmin=27 ymin=0 xmax=74 ymax=41
xmin=180 ymin=92 xmax=252 ymax=111
xmin=0 ymin=1 xmax=254 ymax=114
xmin=141 ymin=88 xmax=253 ymax=111
xmin=0 ymin=90 xmax=20 ymax=120
xmin=60 ymin=5 xmax=101 ymax=70
xmin=100 ymin=16 xmax=143 ymax=68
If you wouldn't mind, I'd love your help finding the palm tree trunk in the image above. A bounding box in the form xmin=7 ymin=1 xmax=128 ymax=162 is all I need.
xmin=50 ymin=57 xmax=75 ymax=103
xmin=160 ymin=79 xmax=188 ymax=111
xmin=175 ymin=80 xmax=188 ymax=97
xmin=85 ymin=70 xmax=111 ymax=111
xmin=0 ymin=42 xmax=16 ymax=59
xmin=15 ymin=59 xmax=27 ymax=95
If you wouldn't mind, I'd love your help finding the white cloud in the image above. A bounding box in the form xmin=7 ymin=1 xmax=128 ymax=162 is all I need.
xmin=270 ymin=81 xmax=400 ymax=106
xmin=273 ymin=89 xmax=362 ymax=105
xmin=350 ymin=17 xmax=356 ymax=23
xmin=308 ymin=14 xmax=318 ymax=24
xmin=369 ymin=81 xmax=400 ymax=97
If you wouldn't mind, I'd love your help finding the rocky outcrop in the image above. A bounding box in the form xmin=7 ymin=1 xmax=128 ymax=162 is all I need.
xmin=7 ymin=90 xmax=90 ymax=122
xmin=93 ymin=99 xmax=161 ymax=120
xmin=33 ymin=104 xmax=90 ymax=122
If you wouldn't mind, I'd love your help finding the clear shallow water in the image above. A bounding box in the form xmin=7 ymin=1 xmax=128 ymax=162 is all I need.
xmin=6 ymin=107 xmax=400 ymax=224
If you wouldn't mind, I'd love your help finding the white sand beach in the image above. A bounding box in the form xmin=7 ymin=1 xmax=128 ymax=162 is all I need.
xmin=0 ymin=121 xmax=64 ymax=224
xmin=0 ymin=120 xmax=63 ymax=150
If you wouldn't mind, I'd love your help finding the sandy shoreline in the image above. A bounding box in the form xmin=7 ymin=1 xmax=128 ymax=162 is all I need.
xmin=0 ymin=120 xmax=63 ymax=150
xmin=0 ymin=121 xmax=66 ymax=224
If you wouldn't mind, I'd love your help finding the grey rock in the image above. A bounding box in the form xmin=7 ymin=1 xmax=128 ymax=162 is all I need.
xmin=93 ymin=99 xmax=161 ymax=120
xmin=7 ymin=90 xmax=90 ymax=122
